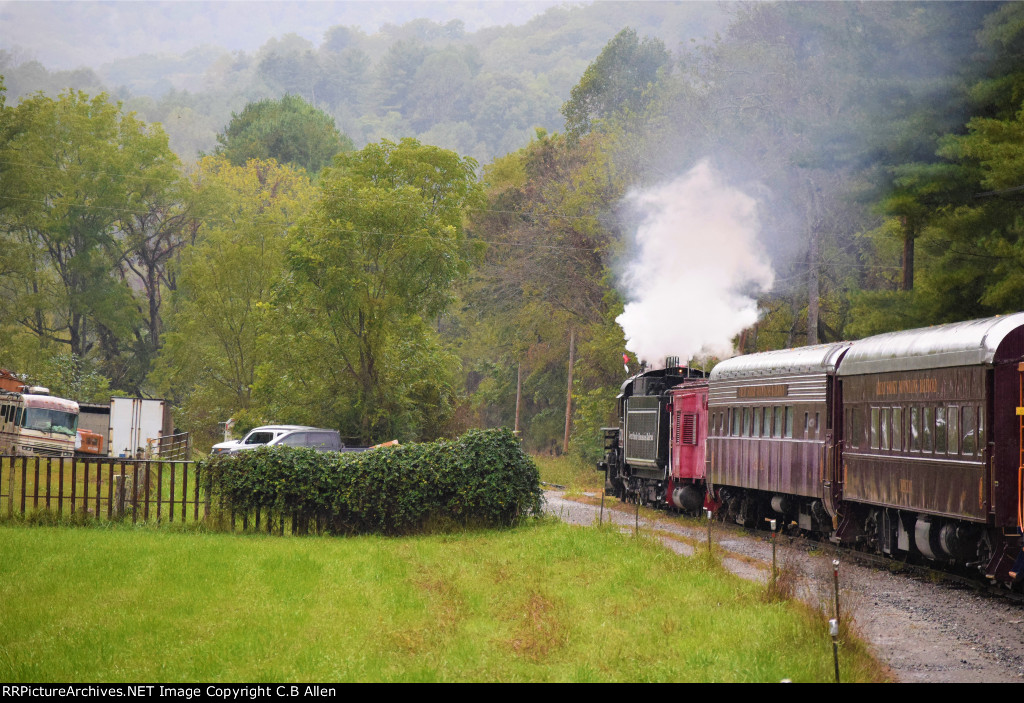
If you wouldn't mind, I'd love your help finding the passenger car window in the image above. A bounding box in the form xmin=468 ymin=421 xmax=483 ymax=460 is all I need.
xmin=307 ymin=432 xmax=337 ymax=449
xmin=947 ymin=406 xmax=958 ymax=454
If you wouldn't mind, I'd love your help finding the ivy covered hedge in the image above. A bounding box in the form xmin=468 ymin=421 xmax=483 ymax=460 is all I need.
xmin=199 ymin=428 xmax=543 ymax=535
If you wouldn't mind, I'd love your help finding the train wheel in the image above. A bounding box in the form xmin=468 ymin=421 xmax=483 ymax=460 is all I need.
xmin=975 ymin=531 xmax=994 ymax=579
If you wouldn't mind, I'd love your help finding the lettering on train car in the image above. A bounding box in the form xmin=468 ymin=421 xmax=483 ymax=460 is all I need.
xmin=736 ymin=384 xmax=789 ymax=399
xmin=875 ymin=378 xmax=939 ymax=396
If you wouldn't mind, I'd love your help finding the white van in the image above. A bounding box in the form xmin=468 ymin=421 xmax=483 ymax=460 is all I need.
xmin=211 ymin=425 xmax=342 ymax=455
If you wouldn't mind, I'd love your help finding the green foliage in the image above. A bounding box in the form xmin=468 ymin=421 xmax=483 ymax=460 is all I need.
xmin=152 ymin=156 xmax=314 ymax=446
xmin=850 ymin=3 xmax=1024 ymax=330
xmin=569 ymin=385 xmax=619 ymax=464
xmin=1 ymin=4 xmax=727 ymax=165
xmin=7 ymin=3 xmax=1024 ymax=456
xmin=29 ymin=353 xmax=113 ymax=403
xmin=462 ymin=128 xmax=628 ymax=456
xmin=0 ymin=89 xmax=187 ymax=393
xmin=561 ymin=27 xmax=671 ymax=143
xmin=277 ymin=138 xmax=482 ymax=444
xmin=200 ymin=428 xmax=543 ymax=535
xmin=214 ymin=94 xmax=353 ymax=174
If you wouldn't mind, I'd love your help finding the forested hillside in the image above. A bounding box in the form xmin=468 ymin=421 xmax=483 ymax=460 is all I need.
xmin=2 ymin=2 xmax=1023 ymax=458
xmin=0 ymin=2 xmax=726 ymax=164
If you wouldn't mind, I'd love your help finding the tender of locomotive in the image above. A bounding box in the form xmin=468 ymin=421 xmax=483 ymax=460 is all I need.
xmin=599 ymin=361 xmax=707 ymax=513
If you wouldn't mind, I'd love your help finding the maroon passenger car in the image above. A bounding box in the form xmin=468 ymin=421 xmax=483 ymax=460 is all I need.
xmin=706 ymin=343 xmax=851 ymax=533
xmin=837 ymin=313 xmax=1024 ymax=580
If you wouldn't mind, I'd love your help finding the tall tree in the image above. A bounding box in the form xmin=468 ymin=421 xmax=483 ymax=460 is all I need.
xmin=115 ymin=160 xmax=203 ymax=389
xmin=153 ymin=157 xmax=314 ymax=441
xmin=214 ymin=95 xmax=353 ymax=174
xmin=848 ymin=2 xmax=1023 ymax=335
xmin=463 ymin=129 xmax=628 ymax=455
xmin=277 ymin=138 xmax=482 ymax=443
xmin=560 ymin=27 xmax=671 ymax=143
xmin=0 ymin=90 xmax=179 ymax=385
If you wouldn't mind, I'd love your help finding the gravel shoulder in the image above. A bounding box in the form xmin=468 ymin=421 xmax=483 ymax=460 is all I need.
xmin=544 ymin=489 xmax=1024 ymax=683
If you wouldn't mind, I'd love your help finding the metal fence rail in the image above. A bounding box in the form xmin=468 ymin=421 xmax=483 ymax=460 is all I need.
xmin=147 ymin=432 xmax=192 ymax=461
xmin=1 ymin=455 xmax=207 ymax=524
xmin=1 ymin=455 xmax=314 ymax=535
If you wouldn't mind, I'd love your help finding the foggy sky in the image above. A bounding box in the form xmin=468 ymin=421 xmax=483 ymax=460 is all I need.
xmin=0 ymin=0 xmax=567 ymax=69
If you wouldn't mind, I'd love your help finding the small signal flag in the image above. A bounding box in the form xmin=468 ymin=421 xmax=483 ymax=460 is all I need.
xmin=623 ymin=353 xmax=630 ymax=373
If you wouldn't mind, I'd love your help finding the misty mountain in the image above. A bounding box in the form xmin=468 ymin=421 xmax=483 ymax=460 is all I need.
xmin=0 ymin=1 xmax=729 ymax=164
xmin=0 ymin=1 xmax=567 ymax=70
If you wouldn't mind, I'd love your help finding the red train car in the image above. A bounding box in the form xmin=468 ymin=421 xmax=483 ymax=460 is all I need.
xmin=666 ymin=382 xmax=708 ymax=513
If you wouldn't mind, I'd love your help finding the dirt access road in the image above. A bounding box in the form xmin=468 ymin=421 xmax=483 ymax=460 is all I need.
xmin=544 ymin=490 xmax=1024 ymax=683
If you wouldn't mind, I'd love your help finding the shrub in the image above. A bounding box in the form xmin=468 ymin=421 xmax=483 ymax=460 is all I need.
xmin=199 ymin=428 xmax=543 ymax=536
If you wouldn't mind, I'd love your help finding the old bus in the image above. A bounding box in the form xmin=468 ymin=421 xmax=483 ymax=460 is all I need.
xmin=0 ymin=388 xmax=79 ymax=457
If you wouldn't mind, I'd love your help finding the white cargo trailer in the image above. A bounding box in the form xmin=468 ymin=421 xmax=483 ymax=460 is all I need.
xmin=108 ymin=397 xmax=171 ymax=458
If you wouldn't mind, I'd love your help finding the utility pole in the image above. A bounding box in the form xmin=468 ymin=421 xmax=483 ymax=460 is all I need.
xmin=514 ymin=362 xmax=522 ymax=434
xmin=563 ymin=328 xmax=575 ymax=454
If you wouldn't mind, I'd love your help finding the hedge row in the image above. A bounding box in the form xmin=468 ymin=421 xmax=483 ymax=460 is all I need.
xmin=199 ymin=428 xmax=543 ymax=535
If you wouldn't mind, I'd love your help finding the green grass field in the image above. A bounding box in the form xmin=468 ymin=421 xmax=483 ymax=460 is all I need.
xmin=0 ymin=520 xmax=888 ymax=682
xmin=532 ymin=454 xmax=604 ymax=494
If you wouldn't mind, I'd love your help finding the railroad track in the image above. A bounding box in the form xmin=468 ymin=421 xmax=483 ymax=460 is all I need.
xmin=715 ymin=515 xmax=1024 ymax=605
xmin=580 ymin=491 xmax=1024 ymax=604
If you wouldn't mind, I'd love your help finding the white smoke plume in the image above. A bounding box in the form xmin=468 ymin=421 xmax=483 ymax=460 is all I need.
xmin=616 ymin=160 xmax=774 ymax=366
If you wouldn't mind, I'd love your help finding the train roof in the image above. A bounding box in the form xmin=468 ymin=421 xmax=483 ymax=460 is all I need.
xmin=838 ymin=312 xmax=1024 ymax=375
xmin=709 ymin=342 xmax=851 ymax=380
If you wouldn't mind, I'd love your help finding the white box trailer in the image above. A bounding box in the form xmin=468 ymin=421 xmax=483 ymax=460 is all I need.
xmin=108 ymin=397 xmax=172 ymax=458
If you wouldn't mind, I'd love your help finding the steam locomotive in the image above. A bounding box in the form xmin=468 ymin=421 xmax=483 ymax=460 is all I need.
xmin=599 ymin=314 xmax=1024 ymax=586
